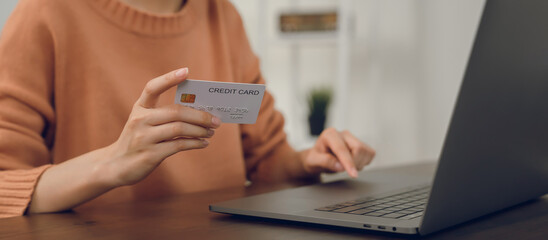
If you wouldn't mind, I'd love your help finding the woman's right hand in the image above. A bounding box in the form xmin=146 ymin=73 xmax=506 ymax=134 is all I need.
xmin=28 ymin=67 xmax=219 ymax=214
xmin=102 ymin=67 xmax=221 ymax=187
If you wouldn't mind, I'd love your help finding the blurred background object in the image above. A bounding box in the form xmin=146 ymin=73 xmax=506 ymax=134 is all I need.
xmin=0 ymin=0 xmax=485 ymax=171
xmin=0 ymin=1 xmax=17 ymax=29
xmin=307 ymin=87 xmax=332 ymax=136
xmin=279 ymin=11 xmax=337 ymax=33
xmin=230 ymin=0 xmax=485 ymax=172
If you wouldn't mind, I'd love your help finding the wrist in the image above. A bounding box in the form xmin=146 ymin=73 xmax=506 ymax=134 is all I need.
xmin=28 ymin=146 xmax=121 ymax=213
xmin=295 ymin=149 xmax=321 ymax=179
xmin=90 ymin=145 xmax=123 ymax=189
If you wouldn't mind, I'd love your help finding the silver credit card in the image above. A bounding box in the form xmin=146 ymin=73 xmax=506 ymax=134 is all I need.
xmin=174 ymin=79 xmax=265 ymax=124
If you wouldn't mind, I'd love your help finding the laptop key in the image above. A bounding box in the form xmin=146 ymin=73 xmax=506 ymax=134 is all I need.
xmin=375 ymin=210 xmax=393 ymax=214
xmin=375 ymin=204 xmax=392 ymax=208
xmin=383 ymin=207 xmax=402 ymax=212
xmin=358 ymin=202 xmax=377 ymax=208
xmin=363 ymin=212 xmax=386 ymax=217
xmin=355 ymin=197 xmax=375 ymax=202
xmin=315 ymin=208 xmax=331 ymax=211
xmin=338 ymin=202 xmax=357 ymax=207
xmin=329 ymin=204 xmax=350 ymax=209
xmin=315 ymin=206 xmax=339 ymax=211
xmin=399 ymin=212 xmax=423 ymax=220
xmin=368 ymin=206 xmax=385 ymax=210
xmin=348 ymin=208 xmax=376 ymax=215
xmin=382 ymin=213 xmax=408 ymax=219
xmin=332 ymin=205 xmax=368 ymax=213
xmin=407 ymin=207 xmax=424 ymax=212
xmin=398 ymin=209 xmax=418 ymax=214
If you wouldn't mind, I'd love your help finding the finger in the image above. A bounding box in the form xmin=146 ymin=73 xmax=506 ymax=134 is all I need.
xmin=146 ymin=104 xmax=221 ymax=129
xmin=342 ymin=131 xmax=376 ymax=168
xmin=154 ymin=138 xmax=209 ymax=159
xmin=319 ymin=128 xmax=358 ymax=178
xmin=137 ymin=67 xmax=188 ymax=108
xmin=319 ymin=153 xmax=345 ymax=173
xmin=341 ymin=131 xmax=375 ymax=170
xmin=305 ymin=151 xmax=345 ymax=174
xmin=148 ymin=121 xmax=214 ymax=143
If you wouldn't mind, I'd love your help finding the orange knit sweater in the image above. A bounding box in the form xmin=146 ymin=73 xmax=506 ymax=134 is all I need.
xmin=0 ymin=0 xmax=291 ymax=218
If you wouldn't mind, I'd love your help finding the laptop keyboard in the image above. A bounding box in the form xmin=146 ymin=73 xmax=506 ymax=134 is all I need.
xmin=315 ymin=185 xmax=430 ymax=220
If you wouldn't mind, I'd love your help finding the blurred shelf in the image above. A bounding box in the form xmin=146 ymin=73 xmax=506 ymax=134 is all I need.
xmin=269 ymin=32 xmax=339 ymax=46
xmin=268 ymin=34 xmax=337 ymax=47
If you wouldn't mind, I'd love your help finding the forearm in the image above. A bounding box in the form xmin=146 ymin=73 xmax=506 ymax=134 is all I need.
xmin=27 ymin=147 xmax=116 ymax=214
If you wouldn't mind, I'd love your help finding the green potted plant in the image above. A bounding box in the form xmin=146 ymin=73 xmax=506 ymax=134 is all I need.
xmin=307 ymin=87 xmax=333 ymax=136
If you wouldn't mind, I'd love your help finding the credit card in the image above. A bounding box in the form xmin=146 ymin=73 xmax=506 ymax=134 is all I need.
xmin=174 ymin=79 xmax=265 ymax=124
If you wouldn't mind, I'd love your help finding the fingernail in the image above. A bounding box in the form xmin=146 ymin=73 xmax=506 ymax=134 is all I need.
xmin=175 ymin=68 xmax=188 ymax=77
xmin=351 ymin=168 xmax=359 ymax=178
xmin=334 ymin=162 xmax=344 ymax=171
xmin=207 ymin=129 xmax=215 ymax=137
xmin=202 ymin=139 xmax=209 ymax=147
xmin=212 ymin=116 xmax=221 ymax=127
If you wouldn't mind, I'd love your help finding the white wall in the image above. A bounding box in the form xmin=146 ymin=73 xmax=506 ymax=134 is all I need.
xmin=232 ymin=0 xmax=485 ymax=169
xmin=416 ymin=0 xmax=485 ymax=161
xmin=0 ymin=0 xmax=485 ymax=169
xmin=0 ymin=0 xmax=17 ymax=30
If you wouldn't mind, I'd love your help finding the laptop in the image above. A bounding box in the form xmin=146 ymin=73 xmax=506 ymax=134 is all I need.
xmin=210 ymin=0 xmax=548 ymax=235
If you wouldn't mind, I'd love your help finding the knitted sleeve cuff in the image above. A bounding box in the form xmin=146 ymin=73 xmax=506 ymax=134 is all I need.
xmin=0 ymin=164 xmax=53 ymax=218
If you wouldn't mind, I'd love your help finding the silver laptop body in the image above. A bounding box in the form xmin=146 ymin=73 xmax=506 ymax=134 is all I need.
xmin=210 ymin=0 xmax=548 ymax=235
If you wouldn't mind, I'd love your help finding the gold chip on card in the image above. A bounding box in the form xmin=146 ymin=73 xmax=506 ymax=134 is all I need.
xmin=180 ymin=94 xmax=196 ymax=103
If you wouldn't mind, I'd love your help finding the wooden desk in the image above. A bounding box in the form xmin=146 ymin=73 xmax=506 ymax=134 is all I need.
xmin=1 ymin=163 xmax=547 ymax=239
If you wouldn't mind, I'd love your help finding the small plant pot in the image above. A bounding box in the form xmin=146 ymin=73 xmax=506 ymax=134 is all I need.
xmin=308 ymin=113 xmax=326 ymax=136
xmin=307 ymin=87 xmax=332 ymax=137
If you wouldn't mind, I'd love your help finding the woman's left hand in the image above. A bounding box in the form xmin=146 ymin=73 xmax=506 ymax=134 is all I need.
xmin=300 ymin=128 xmax=376 ymax=178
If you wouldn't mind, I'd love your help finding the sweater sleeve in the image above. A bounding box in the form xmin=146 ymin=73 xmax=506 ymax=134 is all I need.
xmin=0 ymin=0 xmax=56 ymax=218
xmin=217 ymin=0 xmax=296 ymax=181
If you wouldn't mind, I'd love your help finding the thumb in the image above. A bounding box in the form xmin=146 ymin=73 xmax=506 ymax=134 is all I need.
xmin=138 ymin=67 xmax=188 ymax=108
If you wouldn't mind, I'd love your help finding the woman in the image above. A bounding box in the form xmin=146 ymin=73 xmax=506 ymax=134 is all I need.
xmin=0 ymin=0 xmax=375 ymax=217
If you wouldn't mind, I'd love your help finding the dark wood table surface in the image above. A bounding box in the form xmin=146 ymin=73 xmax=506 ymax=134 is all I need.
xmin=1 ymin=162 xmax=547 ymax=240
